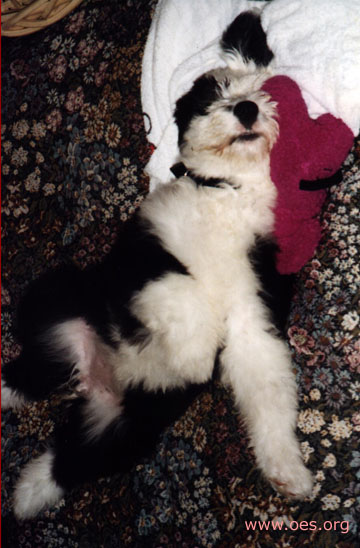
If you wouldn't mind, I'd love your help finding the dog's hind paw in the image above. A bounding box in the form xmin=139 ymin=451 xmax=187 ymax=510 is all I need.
xmin=13 ymin=450 xmax=64 ymax=520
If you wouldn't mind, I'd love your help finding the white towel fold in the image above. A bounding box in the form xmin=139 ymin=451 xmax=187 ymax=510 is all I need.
xmin=261 ymin=0 xmax=360 ymax=135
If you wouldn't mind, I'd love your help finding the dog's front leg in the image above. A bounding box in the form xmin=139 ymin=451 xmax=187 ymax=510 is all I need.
xmin=220 ymin=301 xmax=313 ymax=499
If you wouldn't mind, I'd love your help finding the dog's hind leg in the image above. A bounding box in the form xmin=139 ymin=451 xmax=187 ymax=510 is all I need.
xmin=13 ymin=382 xmax=207 ymax=519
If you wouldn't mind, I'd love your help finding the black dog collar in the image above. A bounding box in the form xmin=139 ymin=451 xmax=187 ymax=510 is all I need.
xmin=299 ymin=169 xmax=343 ymax=191
xmin=171 ymin=163 xmax=343 ymax=192
xmin=170 ymin=162 xmax=225 ymax=188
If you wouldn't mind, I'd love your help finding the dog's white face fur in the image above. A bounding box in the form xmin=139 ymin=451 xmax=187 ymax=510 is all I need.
xmin=3 ymin=53 xmax=314 ymax=520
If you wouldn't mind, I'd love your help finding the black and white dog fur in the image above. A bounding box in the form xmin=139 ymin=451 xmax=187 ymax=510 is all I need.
xmin=2 ymin=12 xmax=313 ymax=519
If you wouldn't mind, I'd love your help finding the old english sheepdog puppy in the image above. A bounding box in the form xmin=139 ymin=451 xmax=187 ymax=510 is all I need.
xmin=2 ymin=12 xmax=313 ymax=519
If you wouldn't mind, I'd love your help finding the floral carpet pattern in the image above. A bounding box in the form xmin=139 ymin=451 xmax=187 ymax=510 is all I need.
xmin=1 ymin=1 xmax=360 ymax=546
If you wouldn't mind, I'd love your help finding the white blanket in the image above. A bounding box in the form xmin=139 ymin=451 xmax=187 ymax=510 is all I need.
xmin=141 ymin=0 xmax=360 ymax=190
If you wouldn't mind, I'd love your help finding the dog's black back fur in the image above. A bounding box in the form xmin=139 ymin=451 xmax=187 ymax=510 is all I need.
xmin=101 ymin=213 xmax=189 ymax=342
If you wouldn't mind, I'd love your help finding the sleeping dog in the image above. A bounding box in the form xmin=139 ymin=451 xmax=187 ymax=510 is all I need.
xmin=2 ymin=12 xmax=313 ymax=519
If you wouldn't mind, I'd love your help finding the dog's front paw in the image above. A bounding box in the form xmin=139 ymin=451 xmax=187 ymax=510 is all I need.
xmin=263 ymin=449 xmax=313 ymax=499
xmin=269 ymin=462 xmax=313 ymax=500
xmin=13 ymin=450 xmax=64 ymax=520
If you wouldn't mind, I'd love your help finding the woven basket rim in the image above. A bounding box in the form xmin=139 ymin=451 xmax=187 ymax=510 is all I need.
xmin=2 ymin=0 xmax=84 ymax=37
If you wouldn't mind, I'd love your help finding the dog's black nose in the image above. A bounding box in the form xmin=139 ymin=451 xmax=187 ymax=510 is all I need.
xmin=233 ymin=101 xmax=259 ymax=129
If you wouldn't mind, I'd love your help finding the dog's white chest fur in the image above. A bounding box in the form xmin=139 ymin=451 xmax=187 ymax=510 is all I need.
xmin=142 ymin=173 xmax=276 ymax=283
xmin=112 ymin=173 xmax=277 ymax=393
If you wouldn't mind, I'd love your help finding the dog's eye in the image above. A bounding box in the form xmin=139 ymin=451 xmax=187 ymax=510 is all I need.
xmin=224 ymin=105 xmax=233 ymax=112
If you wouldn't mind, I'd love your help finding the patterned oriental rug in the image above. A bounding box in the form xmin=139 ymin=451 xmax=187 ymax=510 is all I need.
xmin=2 ymin=1 xmax=360 ymax=546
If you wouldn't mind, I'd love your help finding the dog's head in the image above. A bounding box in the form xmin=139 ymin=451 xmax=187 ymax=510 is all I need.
xmin=174 ymin=12 xmax=278 ymax=185
xmin=174 ymin=62 xmax=278 ymax=184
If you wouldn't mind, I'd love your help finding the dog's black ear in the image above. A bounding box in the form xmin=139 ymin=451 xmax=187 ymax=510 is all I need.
xmin=174 ymin=74 xmax=220 ymax=144
xmin=221 ymin=11 xmax=274 ymax=67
